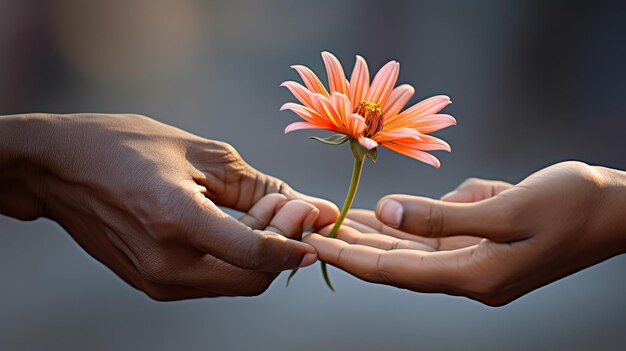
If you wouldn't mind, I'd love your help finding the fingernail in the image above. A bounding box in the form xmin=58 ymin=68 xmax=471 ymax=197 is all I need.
xmin=299 ymin=252 xmax=317 ymax=267
xmin=378 ymin=199 xmax=403 ymax=228
xmin=302 ymin=209 xmax=319 ymax=231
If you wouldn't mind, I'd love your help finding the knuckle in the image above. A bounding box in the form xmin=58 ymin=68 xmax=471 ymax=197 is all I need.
xmin=216 ymin=140 xmax=238 ymax=155
xmin=277 ymin=180 xmax=293 ymax=197
xmin=459 ymin=177 xmax=482 ymax=189
xmin=556 ymin=160 xmax=589 ymax=171
xmin=562 ymin=161 xmax=598 ymax=186
xmin=124 ymin=113 xmax=150 ymax=122
xmin=211 ymin=140 xmax=241 ymax=162
xmin=266 ymin=175 xmax=289 ymax=196
xmin=198 ymin=140 xmax=246 ymax=172
xmin=424 ymin=202 xmax=445 ymax=237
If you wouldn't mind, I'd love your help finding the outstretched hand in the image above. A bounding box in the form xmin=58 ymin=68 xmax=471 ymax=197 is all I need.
xmin=305 ymin=161 xmax=626 ymax=306
xmin=0 ymin=114 xmax=339 ymax=299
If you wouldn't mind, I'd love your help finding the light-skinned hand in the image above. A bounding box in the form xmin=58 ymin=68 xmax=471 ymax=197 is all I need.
xmin=305 ymin=161 xmax=626 ymax=306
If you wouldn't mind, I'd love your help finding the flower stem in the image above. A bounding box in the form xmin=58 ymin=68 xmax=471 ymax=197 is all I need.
xmin=320 ymin=155 xmax=364 ymax=291
xmin=286 ymin=150 xmax=365 ymax=290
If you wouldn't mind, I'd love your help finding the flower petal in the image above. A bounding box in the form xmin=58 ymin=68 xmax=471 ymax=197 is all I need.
xmin=347 ymin=113 xmax=367 ymax=136
xmin=291 ymin=65 xmax=330 ymax=97
xmin=416 ymin=135 xmax=451 ymax=151
xmin=411 ymin=114 xmax=457 ymax=134
xmin=311 ymin=93 xmax=343 ymax=130
xmin=322 ymin=51 xmax=350 ymax=96
xmin=395 ymin=134 xmax=451 ymax=152
xmin=281 ymin=81 xmax=314 ymax=108
xmin=387 ymin=95 xmax=451 ymax=127
xmin=331 ymin=92 xmax=351 ymax=129
xmin=349 ymin=55 xmax=370 ymax=110
xmin=372 ymin=128 xmax=422 ymax=143
xmin=285 ymin=121 xmax=332 ymax=134
xmin=365 ymin=60 xmax=400 ymax=106
xmin=358 ymin=137 xmax=379 ymax=150
xmin=382 ymin=84 xmax=414 ymax=119
xmin=385 ymin=113 xmax=456 ymax=133
xmin=280 ymin=102 xmax=331 ymax=125
xmin=383 ymin=143 xmax=441 ymax=168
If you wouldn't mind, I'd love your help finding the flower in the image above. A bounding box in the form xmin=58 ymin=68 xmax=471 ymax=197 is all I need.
xmin=281 ymin=51 xmax=456 ymax=168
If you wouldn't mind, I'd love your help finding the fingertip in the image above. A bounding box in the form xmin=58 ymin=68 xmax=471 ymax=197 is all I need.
xmin=314 ymin=199 xmax=340 ymax=228
xmin=303 ymin=207 xmax=320 ymax=231
xmin=375 ymin=198 xmax=404 ymax=228
xmin=268 ymin=199 xmax=319 ymax=239
xmin=292 ymin=193 xmax=340 ymax=228
xmin=299 ymin=252 xmax=318 ymax=267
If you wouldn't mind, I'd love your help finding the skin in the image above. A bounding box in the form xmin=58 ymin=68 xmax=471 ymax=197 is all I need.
xmin=0 ymin=113 xmax=339 ymax=300
xmin=305 ymin=161 xmax=626 ymax=306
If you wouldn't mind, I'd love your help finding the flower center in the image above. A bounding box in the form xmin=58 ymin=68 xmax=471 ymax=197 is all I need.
xmin=354 ymin=100 xmax=383 ymax=137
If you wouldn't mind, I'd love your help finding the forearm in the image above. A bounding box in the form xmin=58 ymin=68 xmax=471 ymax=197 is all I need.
xmin=0 ymin=114 xmax=54 ymax=220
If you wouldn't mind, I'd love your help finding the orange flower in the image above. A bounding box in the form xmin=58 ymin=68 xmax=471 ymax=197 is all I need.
xmin=281 ymin=51 xmax=456 ymax=168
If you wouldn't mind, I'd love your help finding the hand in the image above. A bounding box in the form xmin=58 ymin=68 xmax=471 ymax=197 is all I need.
xmin=0 ymin=113 xmax=338 ymax=299
xmin=305 ymin=161 xmax=626 ymax=306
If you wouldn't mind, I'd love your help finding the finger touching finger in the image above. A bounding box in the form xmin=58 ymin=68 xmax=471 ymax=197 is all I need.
xmin=346 ymin=209 xmax=429 ymax=241
xmin=282 ymin=185 xmax=340 ymax=229
xmin=185 ymin=193 xmax=316 ymax=272
xmin=265 ymin=199 xmax=319 ymax=240
xmin=318 ymin=224 xmax=435 ymax=252
xmin=239 ymin=193 xmax=288 ymax=229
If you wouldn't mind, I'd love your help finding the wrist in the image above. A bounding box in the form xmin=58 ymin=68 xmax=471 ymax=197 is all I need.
xmin=0 ymin=113 xmax=60 ymax=220
xmin=593 ymin=165 xmax=626 ymax=254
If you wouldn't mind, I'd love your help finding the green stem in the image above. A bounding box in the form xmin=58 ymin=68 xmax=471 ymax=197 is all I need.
xmin=286 ymin=152 xmax=365 ymax=290
xmin=320 ymin=156 xmax=364 ymax=291
xmin=327 ymin=157 xmax=364 ymax=238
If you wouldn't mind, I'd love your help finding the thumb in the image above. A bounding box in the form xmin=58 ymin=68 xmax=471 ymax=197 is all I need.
xmin=375 ymin=194 xmax=515 ymax=242
xmin=184 ymin=194 xmax=317 ymax=272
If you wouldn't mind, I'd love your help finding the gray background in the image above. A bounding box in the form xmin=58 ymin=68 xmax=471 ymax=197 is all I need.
xmin=1 ymin=0 xmax=625 ymax=350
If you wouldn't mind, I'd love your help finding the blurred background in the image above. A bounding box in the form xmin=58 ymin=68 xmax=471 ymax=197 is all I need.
xmin=1 ymin=0 xmax=625 ymax=350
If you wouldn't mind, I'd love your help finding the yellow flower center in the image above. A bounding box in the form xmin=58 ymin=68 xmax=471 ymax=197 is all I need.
xmin=355 ymin=100 xmax=383 ymax=137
